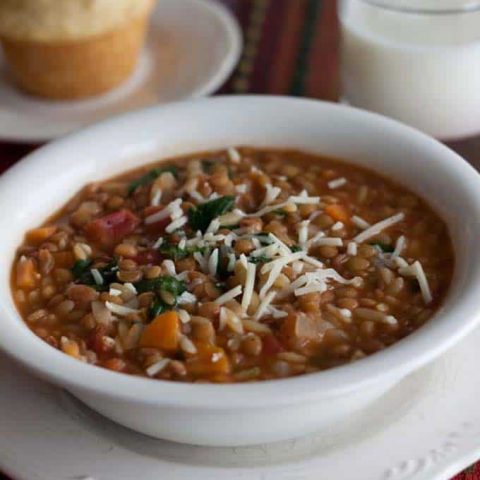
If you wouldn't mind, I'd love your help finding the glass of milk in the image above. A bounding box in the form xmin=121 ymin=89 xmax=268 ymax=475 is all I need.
xmin=339 ymin=0 xmax=480 ymax=140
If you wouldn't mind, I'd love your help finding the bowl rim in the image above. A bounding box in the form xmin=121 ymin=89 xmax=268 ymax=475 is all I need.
xmin=1 ymin=95 xmax=480 ymax=409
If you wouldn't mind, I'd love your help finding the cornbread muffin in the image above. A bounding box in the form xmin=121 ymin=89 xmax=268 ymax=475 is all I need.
xmin=0 ymin=0 xmax=155 ymax=99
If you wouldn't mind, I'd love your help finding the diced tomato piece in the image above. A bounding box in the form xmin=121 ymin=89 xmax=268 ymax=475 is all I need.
xmin=144 ymin=206 xmax=170 ymax=234
xmin=262 ymin=334 xmax=285 ymax=356
xmin=85 ymin=209 xmax=140 ymax=247
xmin=134 ymin=249 xmax=161 ymax=265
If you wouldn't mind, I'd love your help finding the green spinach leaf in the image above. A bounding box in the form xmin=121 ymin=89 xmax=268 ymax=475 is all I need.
xmin=135 ymin=275 xmax=187 ymax=296
xmin=72 ymin=258 xmax=118 ymax=291
xmin=188 ymin=196 xmax=235 ymax=233
xmin=128 ymin=166 xmax=178 ymax=195
xmin=158 ymin=240 xmax=206 ymax=260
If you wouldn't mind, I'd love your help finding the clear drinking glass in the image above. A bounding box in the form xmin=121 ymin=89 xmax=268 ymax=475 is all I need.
xmin=339 ymin=0 xmax=480 ymax=140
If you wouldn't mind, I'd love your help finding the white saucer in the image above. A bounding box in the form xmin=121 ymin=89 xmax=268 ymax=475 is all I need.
xmin=0 ymin=0 xmax=242 ymax=142
xmin=1 ymin=328 xmax=480 ymax=480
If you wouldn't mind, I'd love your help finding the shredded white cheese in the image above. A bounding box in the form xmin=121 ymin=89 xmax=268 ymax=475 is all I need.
xmin=189 ymin=190 xmax=205 ymax=203
xmin=280 ymin=269 xmax=361 ymax=298
xmin=214 ymin=285 xmax=243 ymax=305
xmin=238 ymin=253 xmax=249 ymax=269
xmin=239 ymin=190 xmax=321 ymax=219
xmin=105 ymin=302 xmax=139 ymax=317
xmin=235 ymin=184 xmax=248 ymax=194
xmin=150 ymin=188 xmax=162 ymax=206
xmin=268 ymin=233 xmax=292 ymax=255
xmin=398 ymin=260 xmax=432 ymax=304
xmin=241 ymin=262 xmax=257 ymax=312
xmin=259 ymin=261 xmax=284 ymax=299
xmin=289 ymin=191 xmax=321 ymax=204
xmin=395 ymin=257 xmax=409 ymax=268
xmin=251 ymin=237 xmax=262 ymax=249
xmin=260 ymin=251 xmax=306 ymax=274
xmin=208 ymin=192 xmax=220 ymax=201
xmin=311 ymin=237 xmax=343 ymax=247
xmin=383 ymin=315 xmax=399 ymax=325
xmin=254 ymin=291 xmax=276 ymax=320
xmin=347 ymin=242 xmax=358 ymax=256
xmin=178 ymin=309 xmax=191 ymax=324
xmin=224 ymin=232 xmax=237 ymax=248
xmin=331 ymin=221 xmax=344 ymax=231
xmin=193 ymin=251 xmax=208 ymax=272
xmin=267 ymin=305 xmax=288 ymax=319
xmin=162 ymin=259 xmax=176 ymax=276
xmin=180 ymin=335 xmax=197 ymax=354
xmin=228 ymin=147 xmax=241 ymax=163
xmin=206 ymin=219 xmax=221 ymax=235
xmin=220 ymin=307 xmax=244 ymax=333
xmin=145 ymin=208 xmax=169 ymax=225
xmin=328 ymin=177 xmax=347 ymax=189
xmin=123 ymin=283 xmax=137 ymax=295
xmin=146 ymin=358 xmax=169 ymax=377
xmin=145 ymin=198 xmax=182 ymax=225
xmin=90 ymin=269 xmax=103 ymax=286
xmin=354 ymin=213 xmax=405 ymax=243
xmin=263 ymin=184 xmax=282 ymax=206
xmin=251 ymin=243 xmax=279 ymax=259
xmin=208 ymin=248 xmax=219 ymax=276
xmin=306 ymin=231 xmax=325 ymax=248
xmin=352 ymin=215 xmax=371 ymax=230
xmin=227 ymin=253 xmax=236 ymax=272
xmin=177 ymin=291 xmax=197 ymax=305
xmin=153 ymin=237 xmax=164 ymax=249
xmin=392 ymin=235 xmax=406 ymax=259
xmin=166 ymin=216 xmax=187 ymax=234
xmin=292 ymin=261 xmax=304 ymax=275
xmin=298 ymin=220 xmax=310 ymax=250
xmin=303 ymin=255 xmax=324 ymax=269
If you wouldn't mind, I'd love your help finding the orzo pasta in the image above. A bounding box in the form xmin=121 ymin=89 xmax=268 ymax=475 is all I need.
xmin=12 ymin=148 xmax=454 ymax=382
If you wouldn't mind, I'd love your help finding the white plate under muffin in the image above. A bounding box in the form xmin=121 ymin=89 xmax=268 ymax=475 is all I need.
xmin=0 ymin=0 xmax=242 ymax=142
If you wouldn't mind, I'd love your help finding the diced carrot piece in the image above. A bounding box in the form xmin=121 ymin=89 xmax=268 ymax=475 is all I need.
xmin=139 ymin=311 xmax=180 ymax=352
xmin=325 ymin=204 xmax=350 ymax=223
xmin=186 ymin=343 xmax=231 ymax=377
xmin=52 ymin=251 xmax=75 ymax=268
xmin=280 ymin=314 xmax=297 ymax=341
xmin=25 ymin=226 xmax=57 ymax=245
xmin=16 ymin=257 xmax=38 ymax=289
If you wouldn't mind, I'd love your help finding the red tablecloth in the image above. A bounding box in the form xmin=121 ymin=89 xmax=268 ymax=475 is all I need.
xmin=1 ymin=1 xmax=479 ymax=478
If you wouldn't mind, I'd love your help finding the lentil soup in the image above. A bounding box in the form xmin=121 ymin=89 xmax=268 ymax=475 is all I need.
xmin=12 ymin=148 xmax=454 ymax=383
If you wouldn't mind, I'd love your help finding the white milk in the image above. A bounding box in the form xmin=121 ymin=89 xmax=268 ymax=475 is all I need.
xmin=340 ymin=0 xmax=480 ymax=140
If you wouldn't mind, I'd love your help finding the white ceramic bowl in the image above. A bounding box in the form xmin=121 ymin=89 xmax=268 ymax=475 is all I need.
xmin=1 ymin=96 xmax=480 ymax=447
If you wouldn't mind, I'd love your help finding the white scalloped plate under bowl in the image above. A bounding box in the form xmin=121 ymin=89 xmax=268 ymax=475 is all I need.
xmin=2 ymin=326 xmax=480 ymax=480
xmin=0 ymin=0 xmax=242 ymax=142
